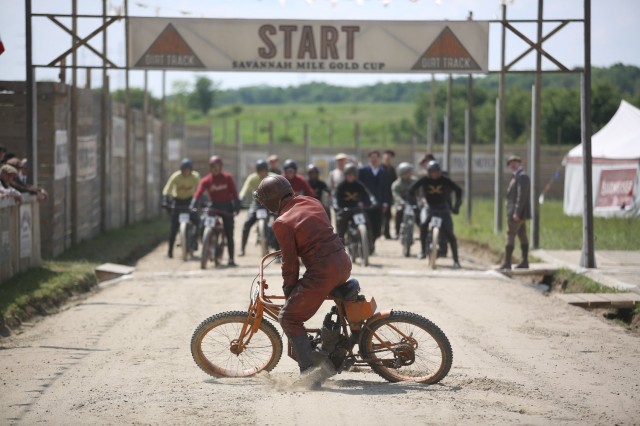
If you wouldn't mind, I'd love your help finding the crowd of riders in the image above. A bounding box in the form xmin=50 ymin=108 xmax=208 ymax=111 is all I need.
xmin=161 ymin=149 xmax=464 ymax=268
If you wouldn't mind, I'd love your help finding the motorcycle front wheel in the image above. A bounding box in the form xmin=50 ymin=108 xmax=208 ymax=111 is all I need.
xmin=429 ymin=227 xmax=439 ymax=270
xmin=357 ymin=223 xmax=370 ymax=267
xmin=180 ymin=222 xmax=189 ymax=261
xmin=359 ymin=310 xmax=452 ymax=384
xmin=257 ymin=218 xmax=268 ymax=257
xmin=191 ymin=311 xmax=283 ymax=378
xmin=200 ymin=227 xmax=212 ymax=269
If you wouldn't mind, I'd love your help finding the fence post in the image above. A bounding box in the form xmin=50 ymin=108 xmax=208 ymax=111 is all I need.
xmin=354 ymin=122 xmax=361 ymax=162
xmin=235 ymin=119 xmax=242 ymax=186
xmin=268 ymin=121 xmax=274 ymax=154
xmin=304 ymin=123 xmax=310 ymax=167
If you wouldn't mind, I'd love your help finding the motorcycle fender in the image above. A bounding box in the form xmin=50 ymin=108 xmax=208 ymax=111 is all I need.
xmin=363 ymin=309 xmax=392 ymax=328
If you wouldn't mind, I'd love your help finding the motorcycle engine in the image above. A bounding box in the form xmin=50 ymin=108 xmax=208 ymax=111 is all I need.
xmin=321 ymin=307 xmax=349 ymax=369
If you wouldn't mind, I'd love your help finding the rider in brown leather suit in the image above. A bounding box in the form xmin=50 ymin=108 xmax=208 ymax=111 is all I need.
xmin=254 ymin=175 xmax=352 ymax=373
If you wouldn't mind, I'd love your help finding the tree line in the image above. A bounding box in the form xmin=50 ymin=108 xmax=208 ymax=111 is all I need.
xmin=112 ymin=63 xmax=640 ymax=146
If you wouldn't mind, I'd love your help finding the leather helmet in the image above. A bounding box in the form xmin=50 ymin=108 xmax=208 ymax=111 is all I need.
xmin=253 ymin=175 xmax=293 ymax=213
xmin=208 ymin=155 xmax=222 ymax=167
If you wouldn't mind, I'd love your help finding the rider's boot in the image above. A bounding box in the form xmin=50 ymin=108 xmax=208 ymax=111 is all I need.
xmin=515 ymin=244 xmax=529 ymax=269
xmin=168 ymin=236 xmax=175 ymax=258
xmin=290 ymin=335 xmax=335 ymax=389
xmin=451 ymin=239 xmax=461 ymax=269
xmin=499 ymin=245 xmax=514 ymax=270
xmin=239 ymin=229 xmax=250 ymax=257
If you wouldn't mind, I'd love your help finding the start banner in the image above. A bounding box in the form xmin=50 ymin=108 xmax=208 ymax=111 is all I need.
xmin=128 ymin=18 xmax=489 ymax=74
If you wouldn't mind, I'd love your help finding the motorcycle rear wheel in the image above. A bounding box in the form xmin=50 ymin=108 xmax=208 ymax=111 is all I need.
xmin=357 ymin=224 xmax=370 ymax=267
xmin=191 ymin=311 xmax=283 ymax=378
xmin=214 ymin=228 xmax=225 ymax=266
xmin=360 ymin=310 xmax=452 ymax=384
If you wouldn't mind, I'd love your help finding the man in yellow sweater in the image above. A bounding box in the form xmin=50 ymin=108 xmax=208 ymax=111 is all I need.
xmin=162 ymin=158 xmax=201 ymax=258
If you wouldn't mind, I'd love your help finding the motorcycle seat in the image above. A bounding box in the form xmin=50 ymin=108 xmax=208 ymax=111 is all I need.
xmin=330 ymin=278 xmax=360 ymax=302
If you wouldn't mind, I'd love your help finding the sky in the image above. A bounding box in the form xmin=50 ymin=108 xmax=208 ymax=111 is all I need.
xmin=1 ymin=0 xmax=639 ymax=97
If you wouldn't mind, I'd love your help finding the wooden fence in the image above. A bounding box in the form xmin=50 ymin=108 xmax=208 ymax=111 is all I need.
xmin=0 ymin=195 xmax=41 ymax=283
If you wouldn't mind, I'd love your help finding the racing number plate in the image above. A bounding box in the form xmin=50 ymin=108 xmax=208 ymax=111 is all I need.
xmin=404 ymin=205 xmax=415 ymax=216
xmin=256 ymin=209 xmax=268 ymax=219
xmin=205 ymin=216 xmax=216 ymax=227
xmin=430 ymin=216 xmax=443 ymax=228
xmin=353 ymin=213 xmax=366 ymax=225
xmin=178 ymin=213 xmax=190 ymax=223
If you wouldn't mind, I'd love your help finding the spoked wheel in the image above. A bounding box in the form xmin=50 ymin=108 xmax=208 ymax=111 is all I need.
xmin=213 ymin=228 xmax=225 ymax=266
xmin=360 ymin=311 xmax=452 ymax=384
xmin=429 ymin=227 xmax=439 ymax=270
xmin=191 ymin=311 xmax=283 ymax=378
xmin=257 ymin=219 xmax=268 ymax=257
xmin=180 ymin=222 xmax=189 ymax=261
xmin=357 ymin=224 xmax=370 ymax=267
xmin=200 ymin=227 xmax=212 ymax=269
xmin=402 ymin=219 xmax=413 ymax=258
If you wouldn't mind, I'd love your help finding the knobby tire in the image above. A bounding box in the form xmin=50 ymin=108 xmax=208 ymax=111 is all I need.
xmin=360 ymin=310 xmax=452 ymax=384
xmin=191 ymin=311 xmax=283 ymax=378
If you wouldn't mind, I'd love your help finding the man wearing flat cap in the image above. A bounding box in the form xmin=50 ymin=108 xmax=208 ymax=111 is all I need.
xmin=500 ymin=155 xmax=531 ymax=270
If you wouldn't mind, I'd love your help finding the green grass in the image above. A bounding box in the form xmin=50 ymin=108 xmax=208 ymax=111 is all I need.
xmin=187 ymin=102 xmax=416 ymax=146
xmin=0 ymin=218 xmax=167 ymax=328
xmin=552 ymin=268 xmax=621 ymax=294
xmin=453 ymin=199 xmax=640 ymax=256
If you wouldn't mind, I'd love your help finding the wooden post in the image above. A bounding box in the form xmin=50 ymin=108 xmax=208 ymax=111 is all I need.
xmin=143 ymin=70 xmax=149 ymax=219
xmin=70 ymin=0 xmax=78 ymax=244
xmin=100 ymin=0 xmax=108 ymax=231
xmin=465 ymin=75 xmax=473 ymax=223
xmin=443 ymin=74 xmax=452 ymax=172
xmin=268 ymin=121 xmax=274 ymax=154
xmin=235 ymin=120 xmax=242 ymax=186
xmin=304 ymin=123 xmax=310 ymax=167
xmin=530 ymin=0 xmax=543 ymax=248
xmin=354 ymin=122 xmax=361 ymax=162
xmin=429 ymin=73 xmax=436 ymax=154
xmin=124 ymin=0 xmax=131 ymax=225
xmin=495 ymin=3 xmax=507 ymax=234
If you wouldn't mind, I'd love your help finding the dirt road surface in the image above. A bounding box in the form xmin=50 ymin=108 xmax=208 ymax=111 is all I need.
xmin=2 ymin=214 xmax=639 ymax=425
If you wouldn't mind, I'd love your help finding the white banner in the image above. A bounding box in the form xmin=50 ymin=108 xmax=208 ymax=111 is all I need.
xmin=77 ymin=135 xmax=97 ymax=181
xmin=168 ymin=139 xmax=182 ymax=161
xmin=112 ymin=116 xmax=126 ymax=158
xmin=54 ymin=130 xmax=69 ymax=180
xmin=20 ymin=204 xmax=32 ymax=259
xmin=129 ymin=18 xmax=489 ymax=74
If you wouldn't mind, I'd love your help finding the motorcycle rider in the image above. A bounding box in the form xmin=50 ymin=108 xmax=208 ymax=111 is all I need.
xmin=392 ymin=162 xmax=418 ymax=240
xmin=306 ymin=164 xmax=331 ymax=218
xmin=409 ymin=161 xmax=462 ymax=269
xmin=282 ymin=159 xmax=314 ymax=196
xmin=238 ymin=159 xmax=273 ymax=257
xmin=162 ymin=158 xmax=200 ymax=258
xmin=191 ymin=155 xmax=240 ymax=267
xmin=253 ymin=175 xmax=352 ymax=378
xmin=333 ymin=163 xmax=375 ymax=245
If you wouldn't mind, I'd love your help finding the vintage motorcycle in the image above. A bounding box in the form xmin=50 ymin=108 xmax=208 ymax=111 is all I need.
xmin=175 ymin=205 xmax=198 ymax=261
xmin=420 ymin=206 xmax=447 ymax=270
xmin=342 ymin=207 xmax=371 ymax=267
xmin=254 ymin=205 xmax=277 ymax=258
xmin=199 ymin=207 xmax=229 ymax=269
xmin=191 ymin=251 xmax=453 ymax=384
xmin=399 ymin=203 xmax=417 ymax=258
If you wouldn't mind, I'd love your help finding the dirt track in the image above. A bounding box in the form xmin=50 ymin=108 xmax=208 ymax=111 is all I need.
xmin=1 ymin=213 xmax=639 ymax=425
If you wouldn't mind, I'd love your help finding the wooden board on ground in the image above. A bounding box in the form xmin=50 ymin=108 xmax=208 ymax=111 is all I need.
xmin=95 ymin=263 xmax=135 ymax=282
xmin=555 ymin=292 xmax=640 ymax=308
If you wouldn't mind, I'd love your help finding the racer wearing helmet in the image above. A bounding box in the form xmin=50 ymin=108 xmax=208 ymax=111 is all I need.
xmin=162 ymin=158 xmax=201 ymax=258
xmin=408 ymin=160 xmax=462 ymax=268
xmin=253 ymin=175 xmax=351 ymax=378
xmin=238 ymin=159 xmax=276 ymax=256
xmin=282 ymin=159 xmax=314 ymax=197
xmin=306 ymin=164 xmax=331 ymax=218
xmin=333 ymin=163 xmax=375 ymax=245
xmin=391 ymin=162 xmax=418 ymax=239
xmin=191 ymin=155 xmax=240 ymax=266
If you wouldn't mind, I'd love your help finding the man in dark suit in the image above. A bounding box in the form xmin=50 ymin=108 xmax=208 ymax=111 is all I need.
xmin=500 ymin=155 xmax=531 ymax=270
xmin=358 ymin=150 xmax=391 ymax=253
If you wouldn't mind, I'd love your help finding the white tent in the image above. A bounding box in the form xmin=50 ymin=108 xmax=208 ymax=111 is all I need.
xmin=564 ymin=100 xmax=640 ymax=217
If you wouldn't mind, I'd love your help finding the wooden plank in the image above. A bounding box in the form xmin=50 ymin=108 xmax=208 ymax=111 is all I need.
xmin=95 ymin=263 xmax=135 ymax=282
xmin=557 ymin=293 xmax=640 ymax=309
xmin=555 ymin=294 xmax=590 ymax=307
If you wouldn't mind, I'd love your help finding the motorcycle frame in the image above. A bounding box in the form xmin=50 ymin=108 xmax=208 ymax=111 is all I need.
xmin=231 ymin=251 xmax=417 ymax=370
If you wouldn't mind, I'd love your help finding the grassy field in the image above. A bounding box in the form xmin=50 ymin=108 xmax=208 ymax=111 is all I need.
xmin=453 ymin=198 xmax=640 ymax=256
xmin=0 ymin=218 xmax=166 ymax=329
xmin=186 ymin=102 xmax=417 ymax=147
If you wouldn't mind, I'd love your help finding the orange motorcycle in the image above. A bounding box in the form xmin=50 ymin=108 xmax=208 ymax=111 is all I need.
xmin=191 ymin=251 xmax=453 ymax=384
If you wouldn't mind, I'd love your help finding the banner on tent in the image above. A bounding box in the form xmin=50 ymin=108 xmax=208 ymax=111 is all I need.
xmin=596 ymin=168 xmax=637 ymax=210
xmin=128 ymin=18 xmax=489 ymax=73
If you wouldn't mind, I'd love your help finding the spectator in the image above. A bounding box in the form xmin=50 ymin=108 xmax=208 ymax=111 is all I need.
xmin=238 ymin=159 xmax=273 ymax=256
xmin=306 ymin=164 xmax=331 ymax=218
xmin=268 ymin=154 xmax=282 ymax=175
xmin=191 ymin=155 xmax=240 ymax=267
xmin=357 ymin=150 xmax=391 ymax=253
xmin=6 ymin=158 xmax=48 ymax=201
xmin=381 ymin=149 xmax=397 ymax=239
xmin=418 ymin=153 xmax=436 ymax=176
xmin=500 ymin=155 xmax=531 ymax=270
xmin=0 ymin=165 xmax=23 ymax=204
xmin=327 ymin=152 xmax=348 ymax=194
xmin=282 ymin=159 xmax=314 ymax=196
xmin=162 ymin=158 xmax=201 ymax=258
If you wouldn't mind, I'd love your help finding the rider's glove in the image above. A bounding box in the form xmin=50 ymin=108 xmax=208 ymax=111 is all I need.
xmin=452 ymin=205 xmax=460 ymax=215
xmin=161 ymin=195 xmax=171 ymax=209
xmin=232 ymin=199 xmax=241 ymax=214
